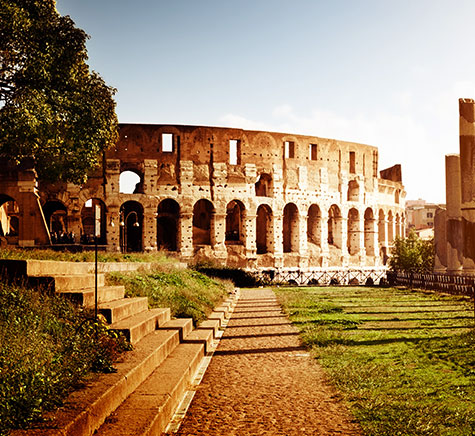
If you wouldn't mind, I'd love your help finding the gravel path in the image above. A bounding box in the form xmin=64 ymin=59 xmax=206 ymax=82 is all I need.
xmin=170 ymin=288 xmax=362 ymax=436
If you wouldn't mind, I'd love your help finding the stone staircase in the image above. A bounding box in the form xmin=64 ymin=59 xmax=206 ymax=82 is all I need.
xmin=2 ymin=259 xmax=236 ymax=436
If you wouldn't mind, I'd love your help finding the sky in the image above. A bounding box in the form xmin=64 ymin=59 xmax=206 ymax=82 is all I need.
xmin=56 ymin=0 xmax=475 ymax=204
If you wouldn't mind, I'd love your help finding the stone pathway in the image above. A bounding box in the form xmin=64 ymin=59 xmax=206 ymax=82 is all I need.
xmin=167 ymin=288 xmax=362 ymax=436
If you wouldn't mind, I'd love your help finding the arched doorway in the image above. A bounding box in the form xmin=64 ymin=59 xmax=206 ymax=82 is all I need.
xmin=347 ymin=180 xmax=359 ymax=201
xmin=193 ymin=199 xmax=214 ymax=246
xmin=120 ymin=201 xmax=143 ymax=252
xmin=307 ymin=204 xmax=321 ymax=247
xmin=42 ymin=200 xmax=68 ymax=243
xmin=81 ymin=199 xmax=107 ymax=245
xmin=157 ymin=199 xmax=179 ymax=251
xmin=328 ymin=204 xmax=342 ymax=248
xmin=283 ymin=203 xmax=299 ymax=253
xmin=256 ymin=204 xmax=272 ymax=254
xmin=225 ymin=200 xmax=245 ymax=244
xmin=347 ymin=208 xmax=360 ymax=255
xmin=255 ymin=173 xmax=273 ymax=197
xmin=364 ymin=208 xmax=375 ymax=256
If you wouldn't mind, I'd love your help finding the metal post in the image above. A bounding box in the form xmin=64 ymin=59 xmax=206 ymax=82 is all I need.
xmin=95 ymin=235 xmax=98 ymax=321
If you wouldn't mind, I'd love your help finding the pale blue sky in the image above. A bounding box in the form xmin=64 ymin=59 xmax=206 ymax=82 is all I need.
xmin=56 ymin=0 xmax=475 ymax=203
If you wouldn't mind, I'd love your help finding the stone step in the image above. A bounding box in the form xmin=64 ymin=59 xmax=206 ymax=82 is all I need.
xmin=184 ymin=328 xmax=214 ymax=353
xmin=58 ymin=285 xmax=125 ymax=306
xmin=197 ymin=318 xmax=221 ymax=337
xmin=38 ymin=273 xmax=106 ymax=292
xmin=95 ymin=342 xmax=205 ymax=436
xmin=11 ymin=329 xmax=181 ymax=436
xmin=207 ymin=310 xmax=226 ymax=327
xmin=110 ymin=308 xmax=171 ymax=345
xmin=99 ymin=297 xmax=149 ymax=324
xmin=159 ymin=318 xmax=194 ymax=341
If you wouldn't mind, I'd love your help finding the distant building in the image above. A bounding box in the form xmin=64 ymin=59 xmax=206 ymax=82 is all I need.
xmin=406 ymin=199 xmax=444 ymax=240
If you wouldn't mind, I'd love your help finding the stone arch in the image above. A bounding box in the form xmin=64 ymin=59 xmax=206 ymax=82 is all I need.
xmin=225 ymin=200 xmax=245 ymax=244
xmin=307 ymin=204 xmax=322 ymax=247
xmin=347 ymin=208 xmax=360 ymax=255
xmin=42 ymin=200 xmax=68 ymax=242
xmin=255 ymin=173 xmax=273 ymax=197
xmin=283 ymin=203 xmax=299 ymax=253
xmin=328 ymin=204 xmax=342 ymax=248
xmin=120 ymin=200 xmax=144 ymax=252
xmin=81 ymin=198 xmax=107 ymax=245
xmin=347 ymin=180 xmax=359 ymax=201
xmin=256 ymin=204 xmax=273 ymax=254
xmin=157 ymin=198 xmax=180 ymax=251
xmin=388 ymin=210 xmax=394 ymax=244
xmin=364 ymin=207 xmax=376 ymax=256
xmin=193 ymin=199 xmax=214 ymax=246
xmin=119 ymin=169 xmax=143 ymax=194
xmin=0 ymin=194 xmax=19 ymax=237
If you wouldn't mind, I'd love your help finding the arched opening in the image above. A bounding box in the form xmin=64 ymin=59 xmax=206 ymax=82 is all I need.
xmin=378 ymin=209 xmax=387 ymax=262
xmin=256 ymin=204 xmax=272 ymax=254
xmin=283 ymin=203 xmax=299 ymax=253
xmin=255 ymin=173 xmax=273 ymax=197
xmin=328 ymin=204 xmax=342 ymax=248
xmin=364 ymin=208 xmax=375 ymax=256
xmin=193 ymin=199 xmax=214 ymax=246
xmin=157 ymin=199 xmax=179 ymax=251
xmin=307 ymin=204 xmax=321 ymax=247
xmin=347 ymin=208 xmax=360 ymax=255
xmin=0 ymin=195 xmax=19 ymax=238
xmin=395 ymin=213 xmax=401 ymax=238
xmin=119 ymin=170 xmax=143 ymax=194
xmin=42 ymin=200 xmax=69 ymax=243
xmin=225 ymin=200 xmax=244 ymax=244
xmin=388 ymin=211 xmax=394 ymax=244
xmin=81 ymin=198 xmax=107 ymax=245
xmin=120 ymin=201 xmax=143 ymax=252
xmin=347 ymin=180 xmax=359 ymax=202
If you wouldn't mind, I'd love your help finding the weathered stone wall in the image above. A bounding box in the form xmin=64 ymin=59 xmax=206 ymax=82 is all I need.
xmin=0 ymin=124 xmax=406 ymax=269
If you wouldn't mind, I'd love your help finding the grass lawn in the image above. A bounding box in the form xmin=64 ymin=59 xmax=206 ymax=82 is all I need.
xmin=275 ymin=286 xmax=475 ymax=436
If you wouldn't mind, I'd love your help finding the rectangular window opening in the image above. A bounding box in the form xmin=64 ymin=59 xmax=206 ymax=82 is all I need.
xmin=349 ymin=151 xmax=356 ymax=173
xmin=284 ymin=141 xmax=295 ymax=159
xmin=310 ymin=143 xmax=318 ymax=161
xmin=162 ymin=133 xmax=173 ymax=152
xmin=229 ymin=139 xmax=240 ymax=165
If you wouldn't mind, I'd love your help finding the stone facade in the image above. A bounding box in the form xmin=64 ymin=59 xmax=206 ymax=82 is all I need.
xmin=0 ymin=124 xmax=405 ymax=269
xmin=435 ymin=98 xmax=475 ymax=274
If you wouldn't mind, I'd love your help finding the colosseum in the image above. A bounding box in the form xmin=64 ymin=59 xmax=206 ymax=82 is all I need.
xmin=0 ymin=124 xmax=405 ymax=275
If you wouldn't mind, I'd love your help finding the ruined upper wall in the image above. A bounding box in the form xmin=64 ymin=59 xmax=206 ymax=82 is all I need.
xmin=110 ymin=124 xmax=382 ymax=191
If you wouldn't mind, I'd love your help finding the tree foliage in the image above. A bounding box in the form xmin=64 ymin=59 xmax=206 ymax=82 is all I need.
xmin=389 ymin=230 xmax=434 ymax=273
xmin=0 ymin=0 xmax=118 ymax=183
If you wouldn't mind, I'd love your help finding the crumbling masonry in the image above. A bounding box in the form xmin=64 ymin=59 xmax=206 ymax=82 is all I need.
xmin=0 ymin=124 xmax=405 ymax=270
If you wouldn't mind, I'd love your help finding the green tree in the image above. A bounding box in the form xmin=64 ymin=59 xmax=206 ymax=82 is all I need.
xmin=0 ymin=0 xmax=118 ymax=184
xmin=389 ymin=229 xmax=434 ymax=273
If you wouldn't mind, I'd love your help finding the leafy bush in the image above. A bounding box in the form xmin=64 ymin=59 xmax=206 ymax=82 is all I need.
xmin=0 ymin=282 xmax=131 ymax=434
xmin=389 ymin=230 xmax=434 ymax=273
xmin=192 ymin=262 xmax=264 ymax=287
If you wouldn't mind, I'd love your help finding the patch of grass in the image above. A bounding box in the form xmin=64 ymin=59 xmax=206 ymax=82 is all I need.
xmin=276 ymin=286 xmax=475 ymax=436
xmin=0 ymin=247 xmax=175 ymax=264
xmin=107 ymin=269 xmax=232 ymax=325
xmin=0 ymin=282 xmax=131 ymax=435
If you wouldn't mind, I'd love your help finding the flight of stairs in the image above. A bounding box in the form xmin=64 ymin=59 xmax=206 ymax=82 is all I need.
xmin=2 ymin=259 xmax=236 ymax=436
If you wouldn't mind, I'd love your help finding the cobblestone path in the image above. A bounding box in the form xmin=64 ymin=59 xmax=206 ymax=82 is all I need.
xmin=170 ymin=288 xmax=362 ymax=436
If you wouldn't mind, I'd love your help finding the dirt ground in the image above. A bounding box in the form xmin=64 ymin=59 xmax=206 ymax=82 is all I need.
xmin=169 ymin=288 xmax=363 ymax=436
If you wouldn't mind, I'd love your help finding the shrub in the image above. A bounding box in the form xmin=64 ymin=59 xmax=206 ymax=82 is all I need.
xmin=0 ymin=282 xmax=130 ymax=434
xmin=389 ymin=230 xmax=434 ymax=273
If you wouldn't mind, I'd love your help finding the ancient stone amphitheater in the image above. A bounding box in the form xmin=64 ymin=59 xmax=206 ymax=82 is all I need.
xmin=0 ymin=124 xmax=405 ymax=273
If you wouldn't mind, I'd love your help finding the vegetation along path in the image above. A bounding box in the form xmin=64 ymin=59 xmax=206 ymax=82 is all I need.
xmin=168 ymin=287 xmax=362 ymax=436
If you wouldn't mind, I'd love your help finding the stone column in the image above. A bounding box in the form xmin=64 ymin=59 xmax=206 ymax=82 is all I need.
xmin=444 ymin=154 xmax=462 ymax=273
xmin=243 ymin=212 xmax=257 ymax=260
xmin=143 ymin=206 xmax=157 ymax=252
xmin=106 ymin=206 xmax=121 ymax=252
xmin=459 ymin=98 xmax=475 ymax=273
xmin=179 ymin=211 xmax=193 ymax=259
xmin=340 ymin=217 xmax=349 ymax=266
xmin=273 ymin=214 xmax=284 ymax=268
xmin=211 ymin=212 xmax=227 ymax=260
xmin=298 ymin=212 xmax=308 ymax=269
xmin=320 ymin=211 xmax=329 ymax=267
